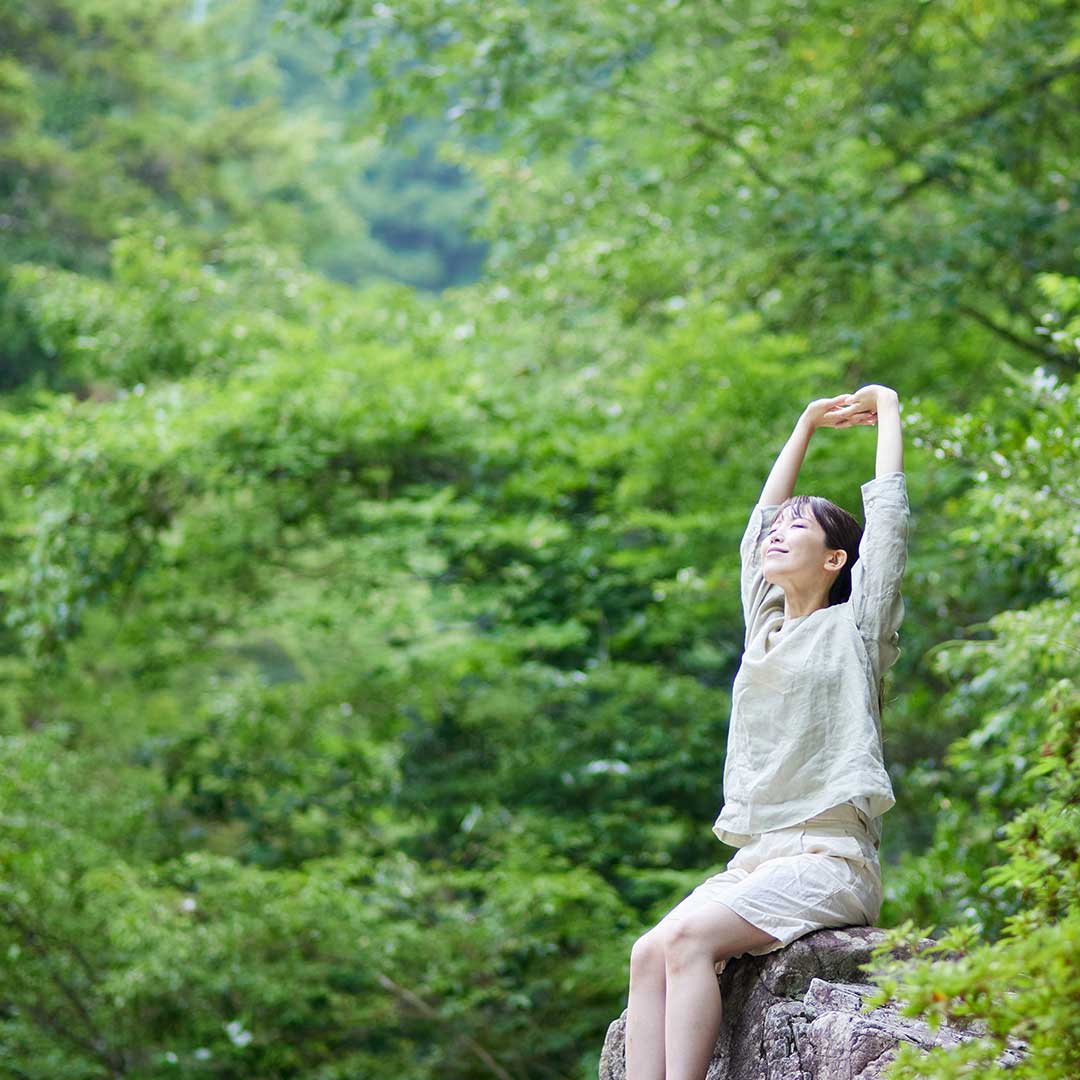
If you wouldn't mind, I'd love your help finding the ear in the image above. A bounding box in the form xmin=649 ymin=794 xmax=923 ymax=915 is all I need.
xmin=826 ymin=548 xmax=848 ymax=573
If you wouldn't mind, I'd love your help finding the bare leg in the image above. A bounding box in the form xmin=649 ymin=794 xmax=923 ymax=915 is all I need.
xmin=661 ymin=903 xmax=780 ymax=1080
xmin=626 ymin=928 xmax=667 ymax=1080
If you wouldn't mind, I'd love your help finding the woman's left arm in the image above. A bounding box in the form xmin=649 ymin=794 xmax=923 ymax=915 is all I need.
xmin=834 ymin=385 xmax=909 ymax=673
xmin=872 ymin=390 xmax=903 ymax=478
xmin=832 ymin=385 xmax=903 ymax=477
xmin=850 ymin=472 xmax=910 ymax=675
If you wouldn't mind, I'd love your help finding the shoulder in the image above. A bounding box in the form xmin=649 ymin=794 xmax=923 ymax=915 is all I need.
xmin=860 ymin=471 xmax=909 ymax=509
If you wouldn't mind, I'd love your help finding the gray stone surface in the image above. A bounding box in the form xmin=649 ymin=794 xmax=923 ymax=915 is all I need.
xmin=598 ymin=927 xmax=1026 ymax=1079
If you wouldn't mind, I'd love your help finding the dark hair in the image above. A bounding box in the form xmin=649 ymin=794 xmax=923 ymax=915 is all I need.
xmin=772 ymin=494 xmax=863 ymax=606
xmin=773 ymin=494 xmax=887 ymax=718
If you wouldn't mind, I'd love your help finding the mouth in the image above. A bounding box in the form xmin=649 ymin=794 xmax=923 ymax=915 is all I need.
xmin=766 ymin=547 xmax=788 ymax=556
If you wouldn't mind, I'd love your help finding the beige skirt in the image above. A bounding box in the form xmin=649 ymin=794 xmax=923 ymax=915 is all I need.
xmin=657 ymin=802 xmax=882 ymax=958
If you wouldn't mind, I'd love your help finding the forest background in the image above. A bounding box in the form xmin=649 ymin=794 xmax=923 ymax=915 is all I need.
xmin=0 ymin=0 xmax=1078 ymax=1077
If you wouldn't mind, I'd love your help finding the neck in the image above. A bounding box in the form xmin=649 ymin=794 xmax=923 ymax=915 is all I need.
xmin=781 ymin=586 xmax=832 ymax=621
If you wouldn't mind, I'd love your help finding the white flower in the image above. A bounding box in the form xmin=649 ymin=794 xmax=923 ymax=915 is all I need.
xmin=583 ymin=759 xmax=631 ymax=775
xmin=225 ymin=1020 xmax=253 ymax=1048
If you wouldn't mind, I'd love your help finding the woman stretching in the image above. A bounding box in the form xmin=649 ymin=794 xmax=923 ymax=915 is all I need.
xmin=625 ymin=384 xmax=910 ymax=1080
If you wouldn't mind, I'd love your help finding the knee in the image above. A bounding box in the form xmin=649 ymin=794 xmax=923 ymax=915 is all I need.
xmin=629 ymin=929 xmax=666 ymax=981
xmin=661 ymin=917 xmax=732 ymax=972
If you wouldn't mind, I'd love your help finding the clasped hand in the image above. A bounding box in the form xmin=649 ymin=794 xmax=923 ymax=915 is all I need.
xmin=805 ymin=385 xmax=895 ymax=430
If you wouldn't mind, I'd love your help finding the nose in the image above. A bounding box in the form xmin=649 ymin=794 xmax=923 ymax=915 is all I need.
xmin=766 ymin=526 xmax=789 ymax=552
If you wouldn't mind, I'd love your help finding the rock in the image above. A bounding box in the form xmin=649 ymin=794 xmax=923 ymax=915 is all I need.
xmin=598 ymin=927 xmax=1026 ymax=1080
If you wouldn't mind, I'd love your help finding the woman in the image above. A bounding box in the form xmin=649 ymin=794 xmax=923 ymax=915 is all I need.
xmin=624 ymin=384 xmax=910 ymax=1080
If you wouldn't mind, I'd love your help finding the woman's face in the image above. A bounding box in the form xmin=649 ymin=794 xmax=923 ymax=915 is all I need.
xmin=761 ymin=506 xmax=846 ymax=588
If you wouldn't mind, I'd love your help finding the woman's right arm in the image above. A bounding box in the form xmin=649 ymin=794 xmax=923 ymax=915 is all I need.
xmin=739 ymin=499 xmax=785 ymax=645
xmin=758 ymin=394 xmax=873 ymax=504
xmin=741 ymin=395 xmax=868 ymax=640
xmin=740 ymin=412 xmax=818 ymax=639
xmin=757 ymin=412 xmax=816 ymax=506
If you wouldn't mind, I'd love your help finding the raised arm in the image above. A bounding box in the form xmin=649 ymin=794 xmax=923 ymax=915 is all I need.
xmin=756 ymin=394 xmax=867 ymax=504
xmin=849 ymin=472 xmax=909 ymax=674
xmin=739 ymin=500 xmax=785 ymax=645
xmin=742 ymin=395 xmax=879 ymax=641
xmin=831 ymin=385 xmax=903 ymax=478
xmin=757 ymin=413 xmax=815 ymax=506
xmin=835 ymin=386 xmax=910 ymax=672
xmin=870 ymin=390 xmax=902 ymax=477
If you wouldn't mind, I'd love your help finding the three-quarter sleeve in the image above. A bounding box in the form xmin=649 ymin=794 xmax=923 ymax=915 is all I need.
xmin=740 ymin=501 xmax=785 ymax=647
xmin=849 ymin=471 xmax=910 ymax=675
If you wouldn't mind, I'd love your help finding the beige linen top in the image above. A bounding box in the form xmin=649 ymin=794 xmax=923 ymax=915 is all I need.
xmin=712 ymin=471 xmax=910 ymax=851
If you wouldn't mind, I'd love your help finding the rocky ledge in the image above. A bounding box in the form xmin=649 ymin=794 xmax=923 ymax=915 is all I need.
xmin=598 ymin=926 xmax=1026 ymax=1079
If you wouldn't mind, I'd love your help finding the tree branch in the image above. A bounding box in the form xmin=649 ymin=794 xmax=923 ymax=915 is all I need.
xmin=374 ymin=970 xmax=516 ymax=1080
xmin=0 ymin=899 xmax=124 ymax=1074
xmin=610 ymin=88 xmax=784 ymax=191
xmin=881 ymin=171 xmax=944 ymax=211
xmin=952 ymin=300 xmax=1058 ymax=362
xmin=682 ymin=116 xmax=782 ymax=189
xmin=900 ymin=57 xmax=1080 ymax=157
xmin=20 ymin=994 xmax=124 ymax=1075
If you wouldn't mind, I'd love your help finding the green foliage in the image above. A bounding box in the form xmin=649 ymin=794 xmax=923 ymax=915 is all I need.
xmin=865 ymin=678 xmax=1080 ymax=1078
xmin=856 ymin=296 xmax=1080 ymax=1075
xmin=6 ymin=228 xmax=319 ymax=386
xmin=302 ymin=0 xmax=1080 ymax=375
xmin=877 ymin=327 xmax=1079 ymax=935
xmin=0 ymin=0 xmax=485 ymax=365
xmin=1 ymin=0 xmax=1079 ymax=1074
xmin=0 ymin=731 xmax=630 ymax=1077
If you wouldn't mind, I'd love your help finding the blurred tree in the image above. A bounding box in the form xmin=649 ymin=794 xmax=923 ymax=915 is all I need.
xmin=297 ymin=0 xmax=1080 ymax=374
xmin=0 ymin=0 xmax=1076 ymax=1074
